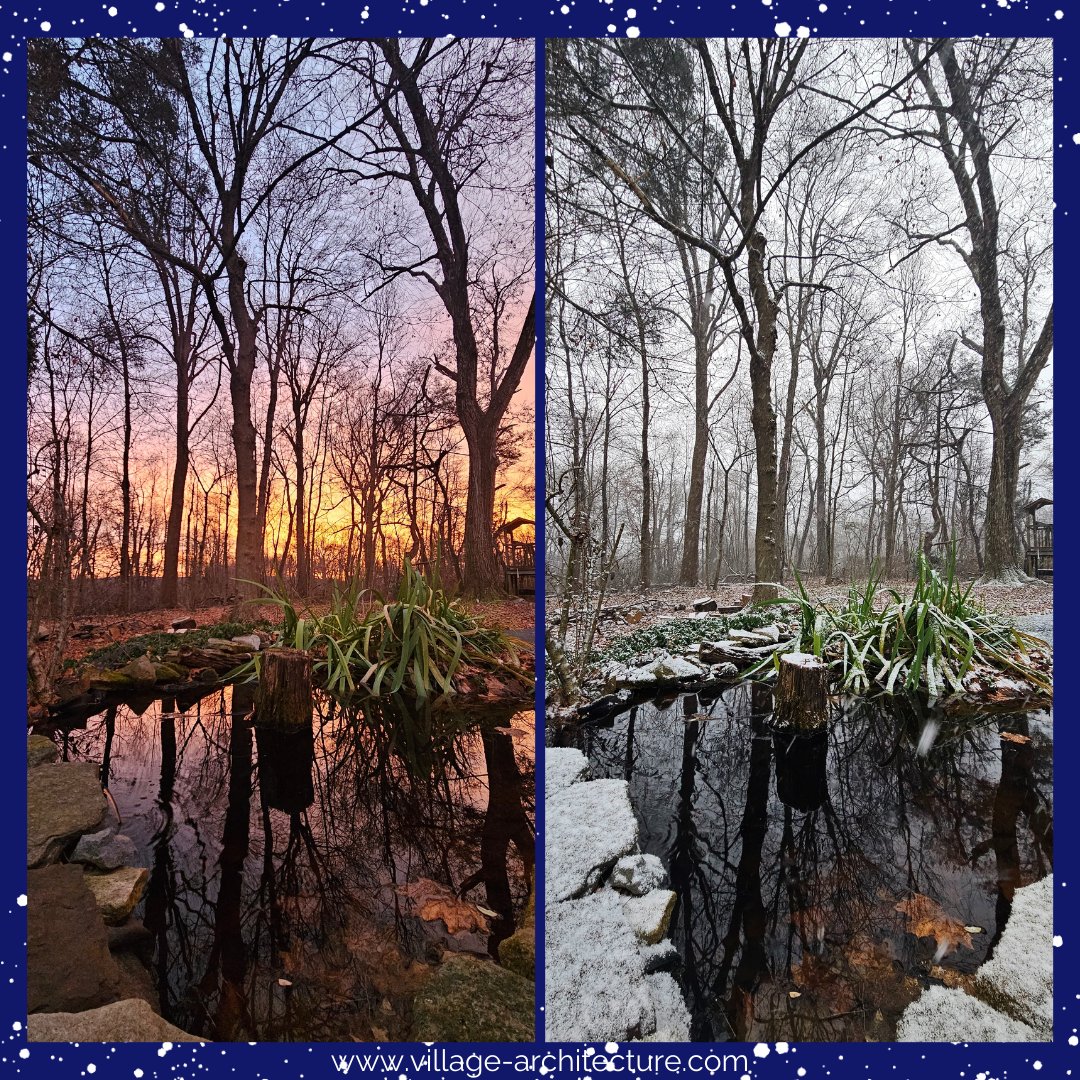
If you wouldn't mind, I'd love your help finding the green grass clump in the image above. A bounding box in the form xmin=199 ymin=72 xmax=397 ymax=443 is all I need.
xmin=246 ymin=561 xmax=523 ymax=700
xmin=752 ymin=549 xmax=1049 ymax=698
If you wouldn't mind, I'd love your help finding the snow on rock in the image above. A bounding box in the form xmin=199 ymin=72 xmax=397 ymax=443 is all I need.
xmin=975 ymin=874 xmax=1053 ymax=1036
xmin=896 ymin=985 xmax=1040 ymax=1042
xmin=643 ymin=972 xmax=693 ymax=1042
xmin=611 ymin=853 xmax=668 ymax=897
xmin=621 ymin=889 xmax=677 ymax=945
xmin=728 ymin=628 xmax=773 ymax=644
xmin=545 ymin=890 xmax=656 ymax=1041
xmin=546 ymin=778 xmax=638 ymax=902
xmin=612 ymin=651 xmax=703 ymax=689
xmin=545 ymin=747 xmax=589 ymax=800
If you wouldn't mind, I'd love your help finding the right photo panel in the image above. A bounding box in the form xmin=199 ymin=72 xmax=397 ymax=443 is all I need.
xmin=544 ymin=38 xmax=1053 ymax=1044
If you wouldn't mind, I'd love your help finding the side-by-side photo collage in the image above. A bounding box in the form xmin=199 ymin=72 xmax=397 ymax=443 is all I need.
xmin=26 ymin=32 xmax=1052 ymax=1050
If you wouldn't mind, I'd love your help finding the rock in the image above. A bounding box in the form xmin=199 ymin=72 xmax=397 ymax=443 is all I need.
xmin=501 ymin=894 xmax=535 ymax=980
xmin=84 ymin=867 xmax=149 ymax=925
xmin=28 ymin=999 xmax=201 ymax=1042
xmin=171 ymin=617 xmax=198 ymax=630
xmin=87 ymin=669 xmax=134 ymax=690
xmin=611 ymin=854 xmax=668 ymax=897
xmin=547 ymin=779 xmax=638 ymax=902
xmin=728 ymin=628 xmax=772 ymax=644
xmin=71 ymin=827 xmax=138 ymax=872
xmin=640 ymin=940 xmax=680 ymax=973
xmin=643 ymin=972 xmax=692 ymax=1041
xmin=576 ymin=694 xmax=623 ymax=720
xmin=411 ymin=955 xmax=533 ymax=1042
xmin=153 ymin=662 xmax=186 ymax=682
xmin=755 ymin=624 xmax=782 ymax=643
xmin=120 ymin=656 xmax=158 ymax=686
xmin=545 ymin=747 xmax=589 ymax=800
xmin=28 ymin=761 xmax=108 ymax=868
xmin=710 ymin=662 xmax=739 ymax=679
xmin=974 ymin=874 xmax=1053 ymax=1035
xmin=27 ymin=735 xmax=58 ymax=768
xmin=107 ymin=919 xmax=153 ymax=953
xmin=28 ymin=864 xmax=122 ymax=1014
xmin=231 ymin=634 xmax=262 ymax=651
xmin=206 ymin=638 xmax=245 ymax=650
xmin=621 ymin=889 xmax=677 ymax=945
xmin=897 ymin=984 xmax=1040 ymax=1042
xmin=649 ymin=654 xmax=703 ymax=682
xmin=692 ymin=597 xmax=718 ymax=612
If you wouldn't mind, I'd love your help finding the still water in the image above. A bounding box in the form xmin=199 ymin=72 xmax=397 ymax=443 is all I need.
xmin=47 ymin=685 xmax=535 ymax=1041
xmin=558 ymin=683 xmax=1051 ymax=1041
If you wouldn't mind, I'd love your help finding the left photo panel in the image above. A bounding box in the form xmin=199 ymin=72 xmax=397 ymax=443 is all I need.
xmin=26 ymin=37 xmax=536 ymax=1042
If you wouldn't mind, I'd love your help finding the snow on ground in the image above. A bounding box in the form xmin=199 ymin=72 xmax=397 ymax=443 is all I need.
xmin=897 ymin=875 xmax=1053 ymax=1042
xmin=546 ymin=778 xmax=639 ymax=902
xmin=544 ymin=749 xmax=691 ymax=1043
xmin=545 ymin=746 xmax=589 ymax=800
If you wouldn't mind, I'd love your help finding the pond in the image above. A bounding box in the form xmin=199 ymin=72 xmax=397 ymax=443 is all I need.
xmin=556 ymin=683 xmax=1052 ymax=1041
xmin=42 ymin=685 xmax=535 ymax=1041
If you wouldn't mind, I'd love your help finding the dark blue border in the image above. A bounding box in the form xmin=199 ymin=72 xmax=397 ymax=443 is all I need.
xmin=6 ymin=0 xmax=1074 ymax=1076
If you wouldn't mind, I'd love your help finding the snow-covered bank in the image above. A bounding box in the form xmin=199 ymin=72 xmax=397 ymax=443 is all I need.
xmin=544 ymin=748 xmax=691 ymax=1042
xmin=897 ymin=875 xmax=1053 ymax=1041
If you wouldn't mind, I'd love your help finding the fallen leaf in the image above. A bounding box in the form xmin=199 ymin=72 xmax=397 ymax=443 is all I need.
xmin=788 ymin=991 xmax=802 ymax=999
xmin=964 ymin=925 xmax=984 ymax=935
xmin=895 ymin=893 xmax=973 ymax=955
xmin=1000 ymin=731 xmax=1031 ymax=745
xmin=396 ymin=878 xmax=490 ymax=935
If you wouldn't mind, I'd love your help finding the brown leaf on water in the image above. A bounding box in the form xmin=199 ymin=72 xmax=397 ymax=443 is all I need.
xmin=396 ymin=878 xmax=490 ymax=935
xmin=1000 ymin=731 xmax=1032 ymax=745
xmin=895 ymin=893 xmax=973 ymax=954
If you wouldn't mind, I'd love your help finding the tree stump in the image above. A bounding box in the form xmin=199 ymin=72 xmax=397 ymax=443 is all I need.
xmin=774 ymin=652 xmax=829 ymax=730
xmin=255 ymin=649 xmax=312 ymax=729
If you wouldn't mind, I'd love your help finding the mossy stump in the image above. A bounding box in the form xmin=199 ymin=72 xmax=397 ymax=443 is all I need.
xmin=255 ymin=649 xmax=312 ymax=729
xmin=774 ymin=652 xmax=828 ymax=730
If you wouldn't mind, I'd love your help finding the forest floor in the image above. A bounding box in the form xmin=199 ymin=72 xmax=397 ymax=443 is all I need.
xmin=577 ymin=576 xmax=1053 ymax=656
xmin=39 ymin=595 xmax=536 ymax=671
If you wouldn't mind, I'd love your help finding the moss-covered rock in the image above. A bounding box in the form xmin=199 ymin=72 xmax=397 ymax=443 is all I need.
xmin=87 ymin=669 xmax=134 ymax=691
xmin=153 ymin=662 xmax=186 ymax=682
xmin=120 ymin=656 xmax=158 ymax=686
xmin=410 ymin=954 xmax=534 ymax=1042
xmin=28 ymin=734 xmax=58 ymax=768
xmin=500 ymin=893 xmax=535 ymax=980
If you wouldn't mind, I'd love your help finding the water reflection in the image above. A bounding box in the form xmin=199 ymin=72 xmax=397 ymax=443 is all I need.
xmin=47 ymin=687 xmax=535 ymax=1041
xmin=559 ymin=685 xmax=1052 ymax=1041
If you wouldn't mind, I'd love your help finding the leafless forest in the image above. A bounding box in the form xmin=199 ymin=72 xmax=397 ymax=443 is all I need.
xmin=545 ymin=38 xmax=1052 ymax=602
xmin=28 ymin=37 xmax=536 ymax=633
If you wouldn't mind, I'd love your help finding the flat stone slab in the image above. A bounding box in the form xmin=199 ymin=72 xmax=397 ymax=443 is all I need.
xmin=29 ymin=998 xmax=201 ymax=1042
xmin=27 ymin=735 xmax=58 ymax=768
xmin=411 ymin=955 xmax=533 ymax=1042
xmin=546 ymin=779 xmax=638 ymax=903
xmin=72 ymin=828 xmax=138 ymax=872
xmin=897 ymin=984 xmax=1040 ymax=1042
xmin=621 ymin=889 xmax=677 ymax=945
xmin=28 ymin=864 xmax=122 ymax=1015
xmin=28 ymin=762 xmax=108 ymax=868
xmin=84 ymin=867 xmax=149 ymax=925
xmin=975 ymin=874 xmax=1053 ymax=1035
xmin=545 ymin=747 xmax=588 ymax=800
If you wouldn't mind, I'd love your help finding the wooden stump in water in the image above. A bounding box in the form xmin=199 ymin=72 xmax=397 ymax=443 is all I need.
xmin=255 ymin=649 xmax=312 ymax=728
xmin=774 ymin=652 xmax=829 ymax=730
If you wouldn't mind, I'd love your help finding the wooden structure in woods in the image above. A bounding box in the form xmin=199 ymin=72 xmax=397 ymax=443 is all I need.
xmin=1022 ymin=498 xmax=1053 ymax=580
xmin=498 ymin=520 xmax=535 ymax=596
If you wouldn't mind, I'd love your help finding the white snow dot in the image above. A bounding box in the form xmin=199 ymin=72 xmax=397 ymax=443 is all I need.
xmin=607 ymin=22 xmax=616 ymax=30
xmin=776 ymin=1043 xmax=790 ymax=1054
xmin=1055 ymin=9 xmax=1064 ymax=17
xmin=560 ymin=3 xmax=568 ymax=11
xmin=19 ymin=1050 xmax=29 ymax=1060
xmin=798 ymin=1072 xmax=807 ymax=1078
xmin=1070 ymin=1036 xmax=1078 ymax=1047
xmin=108 ymin=6 xmax=117 ymax=14
xmin=1072 ymin=133 xmax=1080 ymax=145
xmin=1034 ymin=1064 xmax=1043 ymax=1071
xmin=753 ymin=1044 xmax=771 ymax=1059
xmin=2 ymin=52 xmax=12 ymax=62
xmin=818 ymin=2 xmax=827 ymax=8
xmin=626 ymin=25 xmax=639 ymax=36
xmin=154 ymin=1 xmax=164 ymax=8
xmin=775 ymin=21 xmax=791 ymax=36
xmin=87 ymin=1067 xmax=96 ymax=1074
xmin=16 ymin=895 xmax=26 ymax=908
xmin=762 ymin=0 xmax=772 ymax=5
xmin=626 ymin=6 xmax=636 ymax=15
xmin=796 ymin=25 xmax=810 ymax=36
xmin=1055 ymin=935 xmax=1064 ymax=947
xmin=605 ymin=1044 xmax=619 ymax=1054
xmin=134 ymin=1071 xmax=144 ymax=1078
xmin=40 ymin=20 xmax=51 ymax=30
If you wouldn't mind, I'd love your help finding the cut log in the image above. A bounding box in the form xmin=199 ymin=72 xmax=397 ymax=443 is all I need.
xmin=774 ymin=652 xmax=829 ymax=730
xmin=255 ymin=648 xmax=313 ymax=729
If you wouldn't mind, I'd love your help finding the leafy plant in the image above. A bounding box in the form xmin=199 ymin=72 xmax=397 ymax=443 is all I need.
xmin=240 ymin=561 xmax=525 ymax=701
xmin=751 ymin=548 xmax=1050 ymax=699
